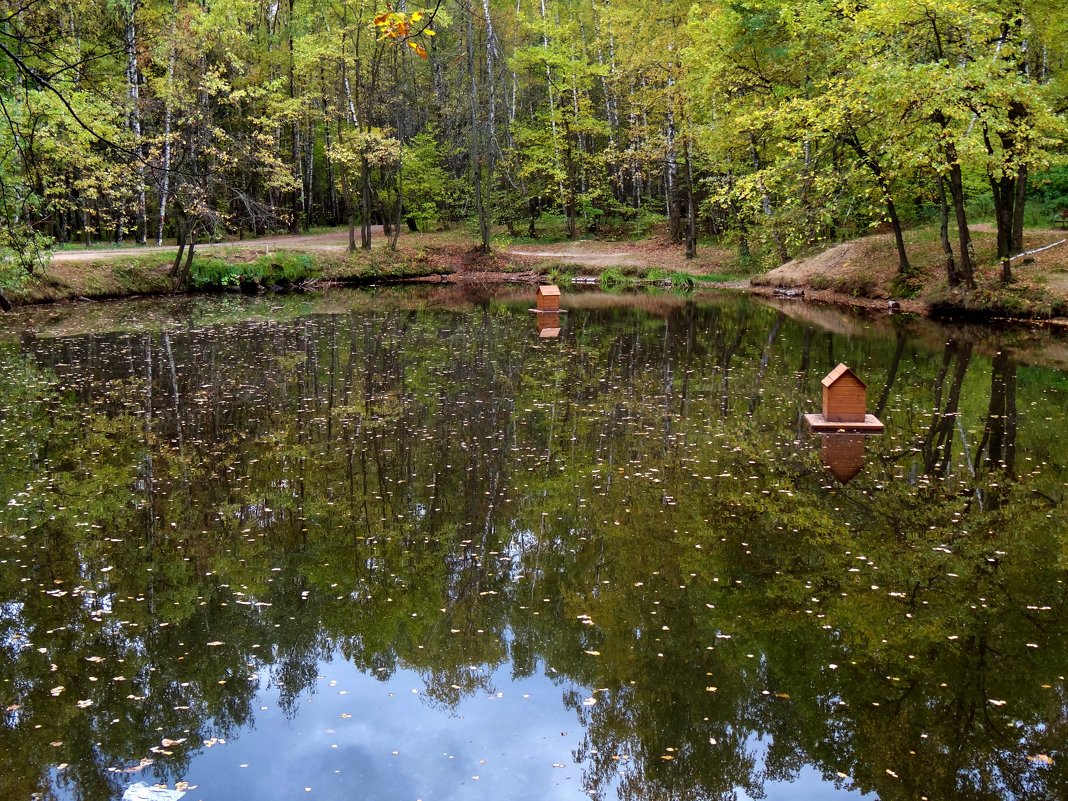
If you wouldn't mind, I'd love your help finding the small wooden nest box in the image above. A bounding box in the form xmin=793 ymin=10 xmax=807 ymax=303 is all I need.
xmin=804 ymin=363 xmax=884 ymax=433
xmin=822 ymin=363 xmax=866 ymax=422
xmin=536 ymin=284 xmax=561 ymax=312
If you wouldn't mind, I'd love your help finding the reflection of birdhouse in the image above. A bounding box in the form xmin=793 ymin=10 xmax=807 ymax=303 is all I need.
xmin=536 ymin=312 xmax=561 ymax=338
xmin=536 ymin=285 xmax=561 ymax=312
xmin=820 ymin=434 xmax=866 ymax=484
xmin=805 ymin=363 xmax=884 ymax=432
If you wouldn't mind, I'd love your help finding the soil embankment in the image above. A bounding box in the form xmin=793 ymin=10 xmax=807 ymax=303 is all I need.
xmin=7 ymin=225 xmax=1068 ymax=325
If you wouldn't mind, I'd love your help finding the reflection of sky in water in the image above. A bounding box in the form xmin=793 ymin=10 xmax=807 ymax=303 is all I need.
xmin=147 ymin=655 xmax=592 ymax=801
xmin=106 ymin=654 xmax=876 ymax=801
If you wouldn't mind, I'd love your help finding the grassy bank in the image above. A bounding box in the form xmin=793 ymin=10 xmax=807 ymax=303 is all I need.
xmin=752 ymin=224 xmax=1068 ymax=322
xmin=3 ymin=240 xmax=459 ymax=306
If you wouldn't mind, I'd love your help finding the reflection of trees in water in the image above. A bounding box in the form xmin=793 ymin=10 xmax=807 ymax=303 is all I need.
xmin=975 ymin=349 xmax=1017 ymax=478
xmin=922 ymin=338 xmax=974 ymax=476
xmin=2 ymin=300 xmax=1066 ymax=801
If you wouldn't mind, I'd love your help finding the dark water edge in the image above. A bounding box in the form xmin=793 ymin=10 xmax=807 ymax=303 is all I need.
xmin=1 ymin=286 xmax=1066 ymax=801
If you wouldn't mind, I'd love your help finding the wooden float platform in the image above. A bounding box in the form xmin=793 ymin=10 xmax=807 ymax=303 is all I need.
xmin=804 ymin=413 xmax=884 ymax=433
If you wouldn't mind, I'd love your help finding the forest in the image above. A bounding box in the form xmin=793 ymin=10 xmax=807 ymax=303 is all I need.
xmin=0 ymin=0 xmax=1066 ymax=291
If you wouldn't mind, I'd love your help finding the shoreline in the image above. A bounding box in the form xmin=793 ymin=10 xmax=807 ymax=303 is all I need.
xmin=4 ymin=228 xmax=1068 ymax=329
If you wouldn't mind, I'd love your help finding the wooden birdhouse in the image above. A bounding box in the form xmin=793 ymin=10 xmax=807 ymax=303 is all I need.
xmin=804 ymin=363 xmax=884 ymax=432
xmin=536 ymin=312 xmax=561 ymax=338
xmin=822 ymin=363 xmax=866 ymax=422
xmin=819 ymin=434 xmax=867 ymax=484
xmin=536 ymin=285 xmax=561 ymax=312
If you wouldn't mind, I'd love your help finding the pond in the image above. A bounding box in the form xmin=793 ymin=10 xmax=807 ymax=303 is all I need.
xmin=1 ymin=286 xmax=1066 ymax=801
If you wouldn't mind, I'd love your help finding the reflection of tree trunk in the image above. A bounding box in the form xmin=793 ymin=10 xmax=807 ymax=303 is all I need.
xmin=748 ymin=311 xmax=783 ymax=415
xmin=718 ymin=306 xmax=749 ymax=417
xmin=922 ymin=340 xmax=972 ymax=475
xmin=142 ymin=335 xmax=156 ymax=541
xmin=796 ymin=327 xmax=813 ymax=390
xmin=875 ymin=330 xmax=906 ymax=419
xmin=975 ymin=350 xmax=1017 ymax=477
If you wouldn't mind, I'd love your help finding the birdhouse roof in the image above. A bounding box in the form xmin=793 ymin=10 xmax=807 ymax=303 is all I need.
xmin=821 ymin=363 xmax=865 ymax=389
xmin=537 ymin=285 xmax=561 ymax=296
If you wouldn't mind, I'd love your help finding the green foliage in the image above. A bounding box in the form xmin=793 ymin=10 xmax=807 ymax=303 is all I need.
xmin=189 ymin=253 xmax=319 ymax=289
xmin=399 ymin=128 xmax=456 ymax=231
xmin=598 ymin=266 xmax=633 ymax=288
xmin=1030 ymin=164 xmax=1068 ymax=215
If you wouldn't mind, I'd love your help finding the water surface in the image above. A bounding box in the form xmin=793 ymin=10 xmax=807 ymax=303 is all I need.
xmin=1 ymin=287 xmax=1066 ymax=801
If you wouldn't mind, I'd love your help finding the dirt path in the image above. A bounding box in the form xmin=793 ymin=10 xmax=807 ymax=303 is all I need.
xmin=507 ymin=242 xmax=647 ymax=267
xmin=50 ymin=228 xmax=387 ymax=264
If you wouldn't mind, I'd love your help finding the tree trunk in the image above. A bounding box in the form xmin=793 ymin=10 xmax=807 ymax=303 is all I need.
xmin=946 ymin=161 xmax=976 ymax=289
xmin=466 ymin=3 xmax=490 ymax=251
xmin=846 ymin=131 xmax=909 ymax=275
xmin=170 ymin=213 xmax=187 ymax=286
xmin=125 ymin=0 xmax=147 ymax=244
xmin=360 ymin=156 xmax=372 ymax=249
xmin=684 ymin=136 xmax=696 ymax=258
xmin=288 ymin=0 xmax=302 ymax=234
xmin=933 ymin=111 xmax=975 ymax=289
xmin=480 ymin=0 xmax=498 ymax=174
xmin=665 ymin=108 xmax=681 ymax=243
xmin=157 ymin=44 xmax=175 ymax=245
xmin=748 ymin=136 xmax=787 ymax=264
xmin=936 ymin=175 xmax=958 ymax=286
xmin=1012 ymin=162 xmax=1027 ymax=253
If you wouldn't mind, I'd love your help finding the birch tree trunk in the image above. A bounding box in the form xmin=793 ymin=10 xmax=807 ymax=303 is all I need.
xmin=125 ymin=0 xmax=147 ymax=244
xmin=466 ymin=0 xmax=490 ymax=250
xmin=157 ymin=39 xmax=175 ymax=245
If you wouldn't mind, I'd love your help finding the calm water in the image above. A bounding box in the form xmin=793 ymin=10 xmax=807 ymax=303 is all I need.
xmin=1 ymin=287 xmax=1066 ymax=801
